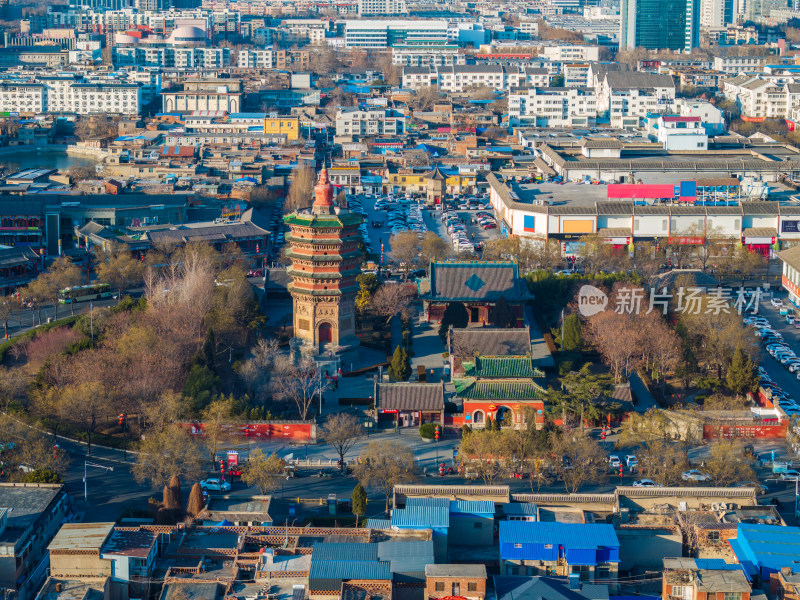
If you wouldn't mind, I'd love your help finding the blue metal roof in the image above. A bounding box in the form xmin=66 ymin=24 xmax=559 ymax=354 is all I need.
xmin=309 ymin=560 xmax=391 ymax=589
xmin=499 ymin=522 xmax=620 ymax=565
xmin=450 ymin=500 xmax=495 ymax=515
xmin=730 ymin=524 xmax=800 ymax=577
xmin=377 ymin=540 xmax=434 ymax=574
xmin=229 ymin=112 xmax=267 ymax=120
xmin=365 ymin=518 xmax=391 ymax=529
xmin=391 ymin=505 xmax=449 ymax=529
xmin=312 ymin=542 xmax=378 ymax=562
xmin=503 ymin=502 xmax=538 ymax=516
xmin=407 ymin=497 xmax=449 ymax=508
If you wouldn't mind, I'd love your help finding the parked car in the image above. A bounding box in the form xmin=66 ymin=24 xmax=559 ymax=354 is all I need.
xmin=200 ymin=478 xmax=231 ymax=492
xmin=681 ymin=469 xmax=712 ymax=482
xmin=780 ymin=470 xmax=800 ymax=481
xmin=608 ymin=455 xmax=621 ymax=467
xmin=772 ymin=298 xmax=784 ymax=308
xmin=633 ymin=479 xmax=661 ymax=487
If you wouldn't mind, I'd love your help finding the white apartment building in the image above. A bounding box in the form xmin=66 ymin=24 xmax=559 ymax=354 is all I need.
xmin=509 ymin=87 xmax=598 ymax=127
xmin=335 ymin=108 xmax=405 ymax=137
xmin=608 ymin=89 xmax=676 ymax=127
xmin=0 ymin=83 xmax=46 ymax=114
xmin=402 ymin=65 xmax=550 ymax=92
xmin=722 ymin=75 xmax=800 ymax=119
xmin=539 ymin=44 xmax=600 ymax=61
xmin=391 ymin=43 xmax=459 ymax=66
xmin=563 ymin=63 xmax=591 ymax=87
xmin=675 ymin=98 xmax=726 ymax=135
xmin=114 ymin=46 xmax=230 ymax=68
xmin=59 ymin=83 xmax=142 ymax=115
xmin=519 ymin=21 xmax=539 ymax=38
xmin=357 ymin=0 xmax=407 ymax=15
xmin=712 ymin=55 xmax=769 ymax=73
xmin=237 ymin=49 xmax=275 ymax=68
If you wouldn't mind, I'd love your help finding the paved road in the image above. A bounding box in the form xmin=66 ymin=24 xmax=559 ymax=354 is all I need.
xmin=4 ymin=296 xmax=119 ymax=339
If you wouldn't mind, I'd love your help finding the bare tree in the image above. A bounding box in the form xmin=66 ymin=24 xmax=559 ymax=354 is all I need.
xmin=287 ymin=164 xmax=316 ymax=212
xmin=132 ymin=424 xmax=208 ymax=490
xmin=389 ymin=231 xmax=420 ymax=277
xmin=354 ymin=441 xmax=417 ymax=513
xmin=550 ymin=430 xmax=606 ymax=493
xmin=241 ymin=448 xmax=285 ymax=494
xmin=272 ymin=354 xmax=329 ymax=420
xmin=370 ymin=283 xmax=415 ymax=324
xmin=95 ymin=244 xmax=145 ymax=305
xmin=419 ymin=232 xmax=451 ymax=269
xmin=321 ymin=413 xmax=362 ymax=471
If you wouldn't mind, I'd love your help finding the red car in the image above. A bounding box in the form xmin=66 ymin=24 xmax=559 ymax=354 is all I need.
xmin=482 ymin=222 xmax=497 ymax=230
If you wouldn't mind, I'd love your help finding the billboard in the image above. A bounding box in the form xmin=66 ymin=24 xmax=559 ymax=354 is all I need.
xmin=782 ymin=220 xmax=800 ymax=233
xmin=607 ymin=184 xmax=676 ymax=199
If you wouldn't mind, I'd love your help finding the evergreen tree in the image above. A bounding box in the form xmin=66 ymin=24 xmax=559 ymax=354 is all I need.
xmin=400 ymin=347 xmax=411 ymax=381
xmin=438 ymin=302 xmax=469 ymax=340
xmin=561 ymin=313 xmax=583 ymax=352
xmin=485 ymin=416 xmax=493 ymax=431
xmin=493 ymin=295 xmax=514 ymax=328
xmin=351 ymin=483 xmax=367 ymax=527
xmin=202 ymin=328 xmax=216 ymax=371
xmin=389 ymin=346 xmax=411 ymax=381
xmin=726 ymin=346 xmax=759 ymax=397
xmin=493 ymin=414 xmax=502 ymax=430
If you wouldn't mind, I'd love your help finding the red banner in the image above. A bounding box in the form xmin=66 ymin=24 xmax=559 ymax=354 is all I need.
xmin=180 ymin=421 xmax=316 ymax=442
xmin=668 ymin=236 xmax=705 ymax=245
xmin=783 ymin=275 xmax=800 ymax=300
xmin=703 ymin=423 xmax=787 ymax=439
xmin=607 ymin=184 xmax=676 ymax=199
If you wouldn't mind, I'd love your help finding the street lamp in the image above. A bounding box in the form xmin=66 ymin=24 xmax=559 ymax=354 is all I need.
xmin=84 ymin=461 xmax=114 ymax=501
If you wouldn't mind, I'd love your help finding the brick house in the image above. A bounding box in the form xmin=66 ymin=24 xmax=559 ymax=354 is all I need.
xmin=772 ymin=567 xmax=800 ymax=600
xmin=663 ymin=558 xmax=751 ymax=600
xmin=425 ymin=564 xmax=487 ymax=600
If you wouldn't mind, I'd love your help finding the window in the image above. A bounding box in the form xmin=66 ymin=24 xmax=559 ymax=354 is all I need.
xmin=707 ymin=531 xmax=720 ymax=541
xmin=468 ymin=583 xmax=477 ymax=592
xmin=435 ymin=583 xmax=445 ymax=592
xmin=596 ymin=567 xmax=610 ymax=579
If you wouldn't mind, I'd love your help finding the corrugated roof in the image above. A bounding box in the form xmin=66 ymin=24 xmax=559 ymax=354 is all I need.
xmin=503 ymin=502 xmax=538 ymax=516
xmin=49 ymin=522 xmax=115 ymax=552
xmin=312 ymin=542 xmax=377 ymax=562
xmin=407 ymin=497 xmax=450 ymax=508
xmin=365 ymin=518 xmax=391 ymax=529
xmin=391 ymin=505 xmax=449 ymax=529
xmin=450 ymin=500 xmax=495 ymax=515
xmin=499 ymin=521 xmax=620 ymax=549
xmin=309 ymin=560 xmax=391 ymax=590
xmin=377 ymin=540 xmax=434 ymax=574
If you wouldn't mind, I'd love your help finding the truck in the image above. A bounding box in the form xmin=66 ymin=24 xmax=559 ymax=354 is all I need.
xmin=773 ymin=461 xmax=793 ymax=474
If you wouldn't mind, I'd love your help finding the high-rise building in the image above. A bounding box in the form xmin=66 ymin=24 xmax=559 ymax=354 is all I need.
xmin=700 ymin=0 xmax=734 ymax=27
xmin=620 ymin=0 xmax=699 ymax=50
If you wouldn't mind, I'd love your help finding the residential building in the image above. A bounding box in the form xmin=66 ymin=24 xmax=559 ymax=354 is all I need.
xmin=729 ymin=524 xmax=800 ymax=581
xmin=620 ymin=0 xmax=700 ymax=51
xmin=539 ymin=45 xmax=600 ymax=61
xmin=700 ymin=0 xmax=734 ymax=27
xmin=0 ymin=82 xmax=46 ymax=114
xmin=499 ymin=522 xmax=620 ymax=582
xmin=494 ymin=576 xmax=610 ymax=600
xmin=509 ymin=87 xmax=597 ymax=127
xmin=662 ymin=557 xmax=751 ymax=600
xmin=779 ymin=246 xmax=800 ymax=309
xmin=722 ymin=75 xmax=795 ymax=119
xmin=0 ymin=484 xmax=70 ymax=600
xmin=335 ymin=108 xmax=405 ymax=137
xmin=263 ymin=116 xmax=300 ymax=140
xmin=392 ymin=41 xmax=460 ymax=67
xmin=357 ymin=0 xmax=407 ymax=16
xmin=403 ymin=65 xmax=551 ymax=92
xmin=654 ymin=115 xmax=708 ymax=150
xmin=713 ymin=55 xmax=770 ymax=73
xmin=61 ymin=82 xmax=142 ymax=115
xmin=425 ymin=565 xmax=487 ymax=600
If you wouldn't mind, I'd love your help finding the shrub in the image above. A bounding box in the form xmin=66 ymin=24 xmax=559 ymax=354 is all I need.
xmin=558 ymin=360 xmax=574 ymax=376
xmin=419 ymin=423 xmax=437 ymax=439
xmin=25 ymin=327 xmax=83 ymax=367
xmin=461 ymin=424 xmax=472 ymax=436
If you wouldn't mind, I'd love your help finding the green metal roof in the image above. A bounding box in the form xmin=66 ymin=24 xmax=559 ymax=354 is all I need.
xmin=455 ymin=379 xmax=545 ymax=400
xmin=462 ymin=356 xmax=545 ymax=379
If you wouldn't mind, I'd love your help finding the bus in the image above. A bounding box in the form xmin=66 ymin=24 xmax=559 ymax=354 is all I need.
xmin=58 ymin=283 xmax=114 ymax=304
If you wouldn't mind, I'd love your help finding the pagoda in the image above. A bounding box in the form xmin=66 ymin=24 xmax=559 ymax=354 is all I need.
xmin=284 ymin=168 xmax=363 ymax=352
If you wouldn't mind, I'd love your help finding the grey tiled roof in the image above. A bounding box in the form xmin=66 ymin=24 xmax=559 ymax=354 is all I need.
xmin=375 ymin=383 xmax=444 ymax=411
xmin=425 ymin=261 xmax=529 ymax=301
xmin=604 ymin=71 xmax=675 ymax=90
xmin=449 ymin=327 xmax=531 ymax=356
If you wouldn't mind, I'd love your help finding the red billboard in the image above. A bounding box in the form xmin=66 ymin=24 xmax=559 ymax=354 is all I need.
xmin=703 ymin=423 xmax=787 ymax=439
xmin=180 ymin=421 xmax=316 ymax=442
xmin=607 ymin=184 xmax=676 ymax=199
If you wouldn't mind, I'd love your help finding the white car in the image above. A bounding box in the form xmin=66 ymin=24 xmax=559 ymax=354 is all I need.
xmin=200 ymin=478 xmax=231 ymax=492
xmin=633 ymin=479 xmax=661 ymax=487
xmin=608 ymin=455 xmax=621 ymax=468
xmin=780 ymin=470 xmax=800 ymax=481
xmin=682 ymin=470 xmax=712 ymax=482
xmin=625 ymin=455 xmax=638 ymax=467
xmin=772 ymin=298 xmax=784 ymax=308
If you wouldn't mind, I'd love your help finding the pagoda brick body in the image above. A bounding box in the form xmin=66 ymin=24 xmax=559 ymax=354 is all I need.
xmin=283 ymin=168 xmax=363 ymax=351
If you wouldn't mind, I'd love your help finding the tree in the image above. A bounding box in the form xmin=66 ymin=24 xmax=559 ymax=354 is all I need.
xmin=389 ymin=231 xmax=420 ymax=278
xmin=201 ymin=397 xmax=234 ymax=465
xmin=351 ymin=483 xmax=367 ymax=527
xmin=202 ymin=328 xmax=216 ymax=371
xmin=356 ymin=273 xmax=380 ymax=315
xmin=409 ymin=86 xmax=441 ymax=111
xmin=95 ymin=244 xmax=145 ymax=304
xmin=132 ymin=424 xmax=208 ymax=490
xmin=186 ymin=482 xmax=205 ymax=517
xmin=419 ymin=231 xmax=450 ymax=269
xmin=550 ymin=430 xmax=606 ymax=493
xmin=704 ymin=439 xmax=755 ymax=486
xmin=493 ymin=295 xmax=514 ymax=328
xmin=0 ymin=296 xmax=17 ymax=339
xmin=388 ymin=345 xmax=411 ymax=382
xmin=59 ymin=381 xmax=108 ymax=455
xmin=44 ymin=257 xmax=82 ymax=320
xmin=24 ymin=275 xmax=51 ymax=326
xmin=354 ymin=441 xmax=416 ymax=512
xmin=371 ymin=283 xmax=414 ymax=324
xmin=459 ymin=429 xmax=508 ymax=484
xmin=241 ymin=448 xmax=284 ymax=494
xmin=287 ymin=164 xmax=316 ymax=212
xmin=272 ymin=354 xmax=328 ymax=420
xmin=561 ymin=313 xmax=583 ymax=352
xmin=322 ymin=413 xmax=362 ymax=471
xmin=438 ymin=302 xmax=469 ymax=340
xmin=727 ymin=346 xmax=759 ymax=398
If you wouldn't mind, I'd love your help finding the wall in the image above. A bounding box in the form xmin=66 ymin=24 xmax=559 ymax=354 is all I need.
xmin=448 ymin=514 xmax=493 ymax=546
xmin=615 ymin=528 xmax=682 ymax=573
xmin=703 ymin=423 xmax=787 ymax=439
xmin=180 ymin=421 xmax=317 ymax=442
